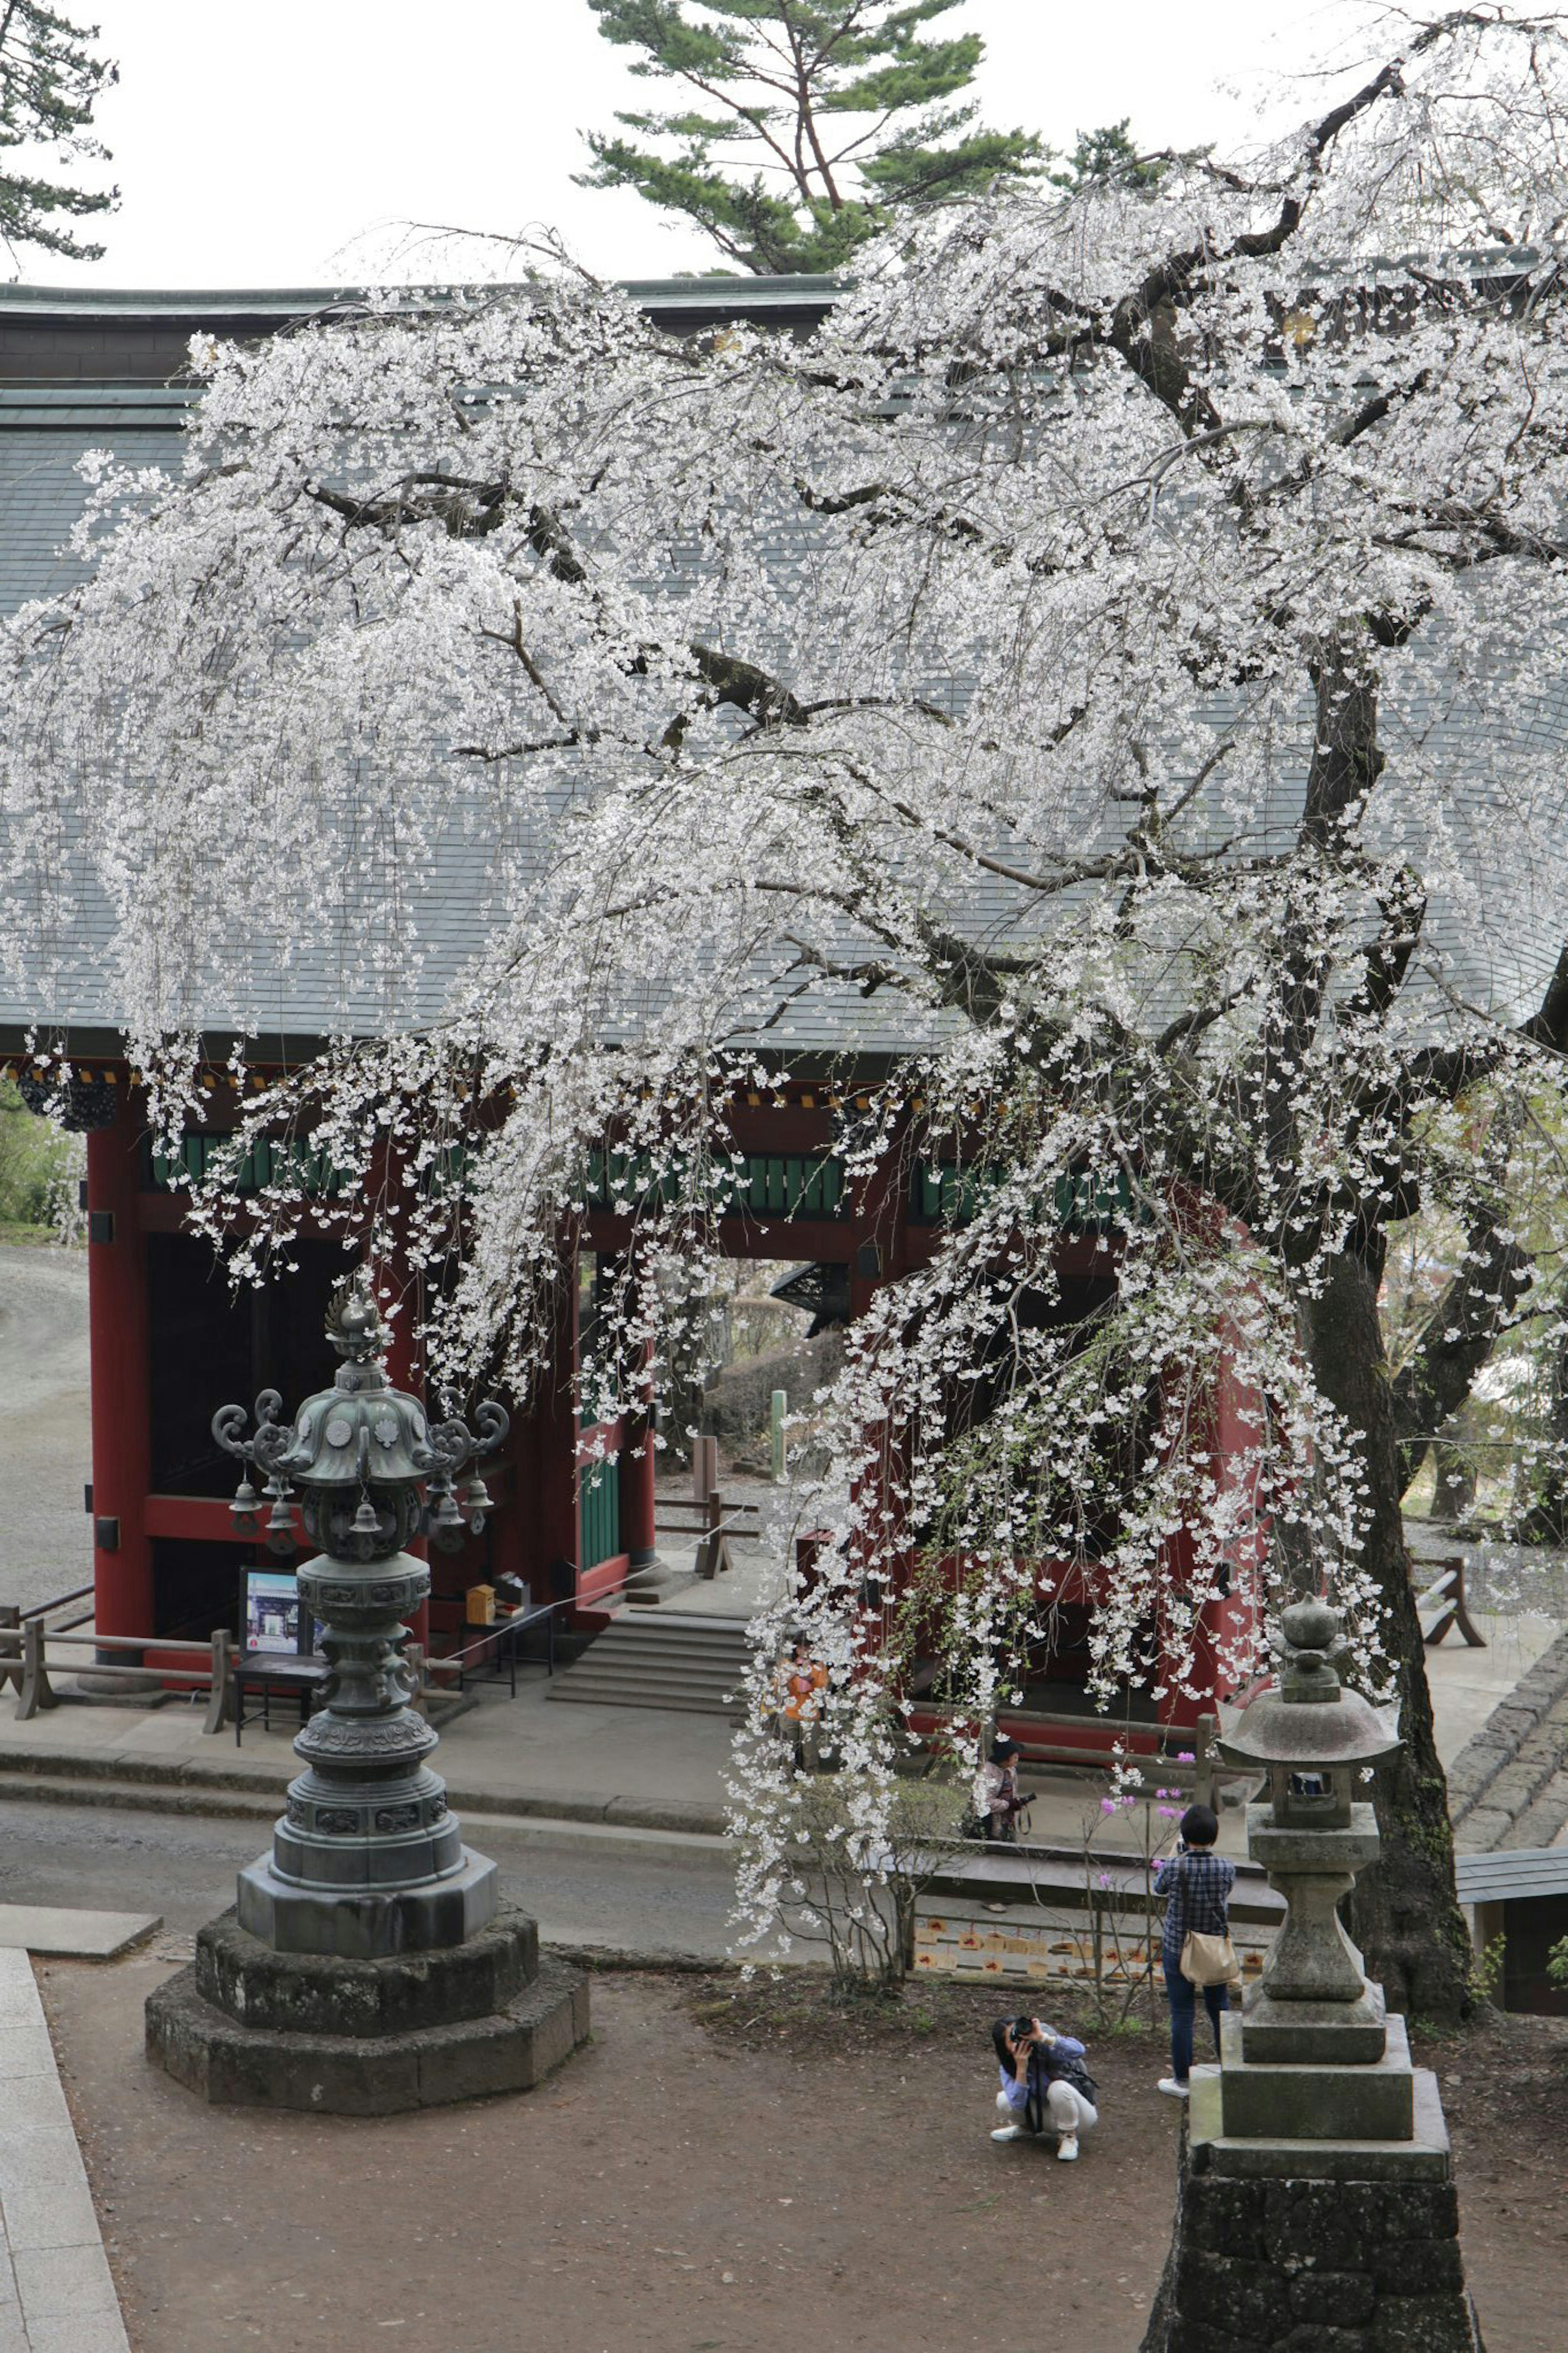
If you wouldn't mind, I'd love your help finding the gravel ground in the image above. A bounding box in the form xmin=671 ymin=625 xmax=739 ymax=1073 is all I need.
xmin=38 ymin=1960 xmax=1568 ymax=2353
xmin=46 ymin=1959 xmax=1178 ymax=2353
xmin=0 ymin=1240 xmax=91 ymax=1613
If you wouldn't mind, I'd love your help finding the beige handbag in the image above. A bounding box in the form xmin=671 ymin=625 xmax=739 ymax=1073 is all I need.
xmin=1180 ymin=1928 xmax=1241 ymax=1988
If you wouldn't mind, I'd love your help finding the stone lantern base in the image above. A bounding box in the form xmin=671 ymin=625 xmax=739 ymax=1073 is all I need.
xmin=1140 ymin=2057 xmax=1485 ymax=2352
xmin=145 ymin=1902 xmax=588 ymax=2115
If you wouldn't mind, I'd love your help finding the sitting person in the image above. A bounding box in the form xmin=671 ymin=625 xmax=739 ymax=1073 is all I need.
xmin=972 ymin=1734 xmax=1029 ymax=1842
xmin=989 ymin=2015 xmax=1098 ymax=2161
xmin=774 ymin=1636 xmax=828 ymax=1772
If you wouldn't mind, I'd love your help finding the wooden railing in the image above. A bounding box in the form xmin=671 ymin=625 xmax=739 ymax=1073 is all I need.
xmin=1415 ymin=1554 xmax=1486 ymax=1648
xmin=13 ymin=1620 xmax=233 ymax=1732
xmin=655 ymin=1488 xmax=762 ymax=1578
xmin=908 ymin=1702 xmax=1244 ymax=1811
xmin=1006 ymin=1710 xmax=1232 ymax=1807
xmin=0 ymin=1581 xmax=96 ymax=1695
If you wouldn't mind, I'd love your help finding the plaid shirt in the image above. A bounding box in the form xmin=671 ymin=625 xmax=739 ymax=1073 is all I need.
xmin=1154 ymin=1847 xmax=1236 ymax=1969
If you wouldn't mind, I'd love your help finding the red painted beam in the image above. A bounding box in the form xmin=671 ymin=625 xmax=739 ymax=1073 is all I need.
xmin=145 ymin=1496 xmax=253 ymax=1543
xmin=86 ymin=1099 xmax=154 ymax=1639
xmin=584 ymin=1212 xmax=854 ymax=1260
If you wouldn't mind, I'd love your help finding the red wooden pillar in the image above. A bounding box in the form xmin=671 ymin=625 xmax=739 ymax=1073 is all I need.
xmin=86 ymin=1091 xmax=154 ymax=1641
xmin=1156 ymin=1329 xmax=1267 ymax=1731
xmin=620 ymin=1340 xmax=658 ymax=1578
xmin=535 ymin=1276 xmax=580 ymax=1601
xmin=1204 ymin=1333 xmax=1268 ymax=1702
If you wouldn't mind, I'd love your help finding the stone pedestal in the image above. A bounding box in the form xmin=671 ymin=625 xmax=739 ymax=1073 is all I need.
xmin=146 ymin=1903 xmax=588 ymax=2115
xmin=1141 ymin=2107 xmax=1484 ymax=2353
xmin=235 ymin=1543 xmax=498 ymax=1957
xmin=1140 ymin=1865 xmax=1486 ymax=2347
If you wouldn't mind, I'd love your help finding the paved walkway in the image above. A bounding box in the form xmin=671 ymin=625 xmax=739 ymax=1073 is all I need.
xmin=0 ymin=1607 xmax=1542 ymax=1860
xmin=0 ymin=1664 xmax=735 ymax=1833
xmin=1420 ymin=1609 xmax=1563 ymax=1765
xmin=0 ymin=1947 xmax=129 ymax=2353
xmin=0 ymin=1246 xmax=92 ymax=1617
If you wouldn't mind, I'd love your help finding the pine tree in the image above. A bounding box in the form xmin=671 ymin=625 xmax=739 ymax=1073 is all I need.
xmin=1050 ymin=117 xmax=1163 ymax=193
xmin=578 ymin=0 xmax=1042 ymax=274
xmin=0 ymin=1 xmax=116 ymax=264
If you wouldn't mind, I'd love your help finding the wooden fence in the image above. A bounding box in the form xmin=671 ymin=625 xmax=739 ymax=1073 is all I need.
xmin=11 ymin=1619 xmax=232 ymax=1733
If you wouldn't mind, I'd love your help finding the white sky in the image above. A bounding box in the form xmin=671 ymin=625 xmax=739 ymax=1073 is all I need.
xmin=24 ymin=0 xmax=1364 ymax=291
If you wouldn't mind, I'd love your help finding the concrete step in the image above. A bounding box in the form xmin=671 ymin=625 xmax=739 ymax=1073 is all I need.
xmin=546 ymin=1683 xmax=747 ymax=1718
xmin=0 ymin=1743 xmax=286 ymax=1798
xmin=552 ymin=1675 xmax=747 ymax=1713
xmin=599 ymin=1623 xmax=752 ymax=1652
xmin=583 ymin=1643 xmax=748 ymax=1673
xmin=595 ymin=1628 xmax=752 ymax=1647
xmin=0 ymin=1769 xmax=281 ymax=1822
xmin=0 ymin=1764 xmax=734 ymax=1837
xmin=546 ymin=1611 xmax=758 ymax=1715
xmin=577 ymin=1639 xmax=746 ymax=1665
xmin=555 ymin=1694 xmax=747 ymax=1713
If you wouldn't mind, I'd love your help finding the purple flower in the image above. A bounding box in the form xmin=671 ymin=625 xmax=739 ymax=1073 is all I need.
xmin=1100 ymin=1798 xmax=1118 ymax=1813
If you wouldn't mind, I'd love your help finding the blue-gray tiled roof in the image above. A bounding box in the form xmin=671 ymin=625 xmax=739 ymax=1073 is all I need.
xmin=0 ymin=290 xmax=1564 ymax=1059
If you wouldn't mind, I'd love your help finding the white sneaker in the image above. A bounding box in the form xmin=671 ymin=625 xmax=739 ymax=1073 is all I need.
xmin=990 ymin=2124 xmax=1024 ymax=2142
xmin=1056 ymin=2133 xmax=1079 ymax=2161
xmin=1158 ymin=2078 xmax=1189 ymax=2099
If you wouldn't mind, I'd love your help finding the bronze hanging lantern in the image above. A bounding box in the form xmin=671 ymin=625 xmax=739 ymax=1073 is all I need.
xmin=211 ymin=1272 xmax=508 ymax=1958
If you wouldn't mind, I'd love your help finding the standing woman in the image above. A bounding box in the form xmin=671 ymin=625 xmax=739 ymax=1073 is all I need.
xmin=1153 ymin=1802 xmax=1237 ymax=2099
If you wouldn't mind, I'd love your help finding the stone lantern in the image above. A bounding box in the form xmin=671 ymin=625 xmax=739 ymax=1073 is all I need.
xmin=146 ymin=1275 xmax=588 ymax=2112
xmin=1141 ymin=1594 xmax=1486 ymax=2353
xmin=218 ymin=1275 xmax=506 ymax=1955
xmin=1216 ymin=1596 xmax=1401 ymax=2068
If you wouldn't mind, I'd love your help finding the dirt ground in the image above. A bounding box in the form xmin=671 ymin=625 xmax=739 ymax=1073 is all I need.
xmin=37 ymin=1952 xmax=1568 ymax=2353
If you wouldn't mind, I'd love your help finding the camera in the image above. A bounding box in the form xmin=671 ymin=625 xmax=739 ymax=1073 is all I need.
xmin=1011 ymin=2014 xmax=1036 ymax=2044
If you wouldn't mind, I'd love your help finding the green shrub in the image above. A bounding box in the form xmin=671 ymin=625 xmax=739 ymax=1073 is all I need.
xmin=0 ymin=1078 xmax=77 ymax=1230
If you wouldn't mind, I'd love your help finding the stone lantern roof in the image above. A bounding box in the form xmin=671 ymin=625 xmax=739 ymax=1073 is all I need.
xmin=1218 ymin=1599 xmax=1401 ymax=1775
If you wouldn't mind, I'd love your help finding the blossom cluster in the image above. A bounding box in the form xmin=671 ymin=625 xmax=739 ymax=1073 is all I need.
xmin=4 ymin=9 xmax=1568 ymax=1947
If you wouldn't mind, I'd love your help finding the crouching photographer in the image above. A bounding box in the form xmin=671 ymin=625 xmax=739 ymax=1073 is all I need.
xmin=989 ymin=2015 xmax=1098 ymax=2162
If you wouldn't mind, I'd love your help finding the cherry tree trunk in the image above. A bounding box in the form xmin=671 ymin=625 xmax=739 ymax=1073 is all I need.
xmin=1302 ymin=1245 xmax=1474 ymax=2024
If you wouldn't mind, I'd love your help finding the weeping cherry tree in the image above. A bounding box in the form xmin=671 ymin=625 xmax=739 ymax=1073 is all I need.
xmin=6 ymin=5 xmax=1568 ymax=2017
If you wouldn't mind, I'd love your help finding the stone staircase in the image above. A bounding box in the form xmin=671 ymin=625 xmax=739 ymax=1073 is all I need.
xmin=546 ymin=1611 xmax=754 ymax=1718
xmin=1448 ymin=1624 xmax=1568 ymax=1850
